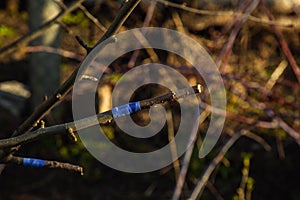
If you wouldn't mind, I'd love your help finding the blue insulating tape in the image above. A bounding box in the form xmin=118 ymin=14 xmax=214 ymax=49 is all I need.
xmin=112 ymin=102 xmax=141 ymax=118
xmin=23 ymin=158 xmax=46 ymax=167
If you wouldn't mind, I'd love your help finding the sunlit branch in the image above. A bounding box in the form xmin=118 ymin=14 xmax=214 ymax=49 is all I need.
xmin=0 ymin=85 xmax=202 ymax=149
xmin=2 ymin=155 xmax=83 ymax=174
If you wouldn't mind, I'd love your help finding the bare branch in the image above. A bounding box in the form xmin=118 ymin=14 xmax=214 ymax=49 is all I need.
xmin=276 ymin=117 xmax=300 ymax=145
xmin=189 ymin=131 xmax=244 ymax=199
xmin=155 ymin=0 xmax=293 ymax=27
xmin=2 ymin=155 xmax=83 ymax=174
xmin=245 ymin=131 xmax=272 ymax=152
xmin=75 ymin=35 xmax=93 ymax=53
xmin=78 ymin=4 xmax=107 ymax=32
xmin=0 ymin=0 xmax=85 ymax=58
xmin=0 ymin=85 xmax=202 ymax=149
xmin=0 ymin=0 xmax=142 ymax=174
xmin=24 ymin=45 xmax=84 ymax=61
xmin=172 ymin=110 xmax=210 ymax=200
xmin=10 ymin=0 xmax=141 ymax=138
xmin=166 ymin=107 xmax=180 ymax=181
xmin=216 ymin=0 xmax=260 ymax=70
xmin=260 ymin=0 xmax=300 ymax=84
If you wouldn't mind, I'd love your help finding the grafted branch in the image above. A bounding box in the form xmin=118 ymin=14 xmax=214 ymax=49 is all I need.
xmin=0 ymin=84 xmax=202 ymax=149
xmin=2 ymin=155 xmax=83 ymax=174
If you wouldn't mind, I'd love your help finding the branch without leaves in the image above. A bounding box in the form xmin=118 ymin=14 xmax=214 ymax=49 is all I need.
xmin=0 ymin=85 xmax=202 ymax=149
xmin=172 ymin=110 xmax=210 ymax=200
xmin=2 ymin=155 xmax=83 ymax=174
xmin=260 ymin=0 xmax=300 ymax=84
xmin=155 ymin=0 xmax=293 ymax=27
xmin=0 ymin=0 xmax=142 ymax=173
xmin=189 ymin=131 xmax=245 ymax=199
xmin=0 ymin=0 xmax=85 ymax=58
xmin=10 ymin=0 xmax=141 ymax=138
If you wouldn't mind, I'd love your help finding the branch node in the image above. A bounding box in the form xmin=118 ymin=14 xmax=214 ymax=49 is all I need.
xmin=56 ymin=93 xmax=62 ymax=99
xmin=33 ymin=120 xmax=39 ymax=128
xmin=75 ymin=35 xmax=92 ymax=53
xmin=39 ymin=120 xmax=45 ymax=129
xmin=196 ymin=84 xmax=203 ymax=94
xmin=45 ymin=160 xmax=83 ymax=174
xmin=122 ymin=0 xmax=130 ymax=7
xmin=80 ymin=75 xmax=99 ymax=82
xmin=67 ymin=127 xmax=78 ymax=142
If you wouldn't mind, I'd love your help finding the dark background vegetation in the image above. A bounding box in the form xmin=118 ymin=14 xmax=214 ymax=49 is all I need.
xmin=0 ymin=0 xmax=300 ymax=199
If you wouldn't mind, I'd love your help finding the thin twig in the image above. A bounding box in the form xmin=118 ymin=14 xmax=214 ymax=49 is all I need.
xmin=75 ymin=35 xmax=93 ymax=53
xmin=10 ymin=0 xmax=141 ymax=138
xmin=171 ymin=116 xmax=199 ymax=200
xmin=265 ymin=60 xmax=288 ymax=91
xmin=199 ymin=101 xmax=279 ymax=129
xmin=0 ymin=0 xmax=85 ymax=57
xmin=189 ymin=131 xmax=244 ymax=199
xmin=244 ymin=131 xmax=272 ymax=152
xmin=127 ymin=0 xmax=157 ymax=68
xmin=276 ymin=117 xmax=300 ymax=145
xmin=24 ymin=46 xmax=84 ymax=61
xmin=275 ymin=131 xmax=285 ymax=159
xmin=171 ymin=110 xmax=210 ymax=200
xmin=2 ymin=155 xmax=83 ymax=174
xmin=94 ymin=0 xmax=141 ymax=47
xmin=155 ymin=0 xmax=293 ymax=27
xmin=166 ymin=107 xmax=180 ymax=181
xmin=224 ymin=73 xmax=300 ymax=145
xmin=236 ymin=154 xmax=252 ymax=200
xmin=216 ymin=0 xmax=259 ymax=71
xmin=0 ymin=0 xmax=142 ymax=172
xmin=223 ymin=73 xmax=300 ymax=111
xmin=206 ymin=181 xmax=225 ymax=200
xmin=78 ymin=4 xmax=107 ymax=32
xmin=260 ymin=0 xmax=300 ymax=84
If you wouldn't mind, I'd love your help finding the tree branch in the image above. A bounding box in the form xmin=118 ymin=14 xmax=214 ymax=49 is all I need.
xmin=0 ymin=84 xmax=202 ymax=149
xmin=2 ymin=155 xmax=83 ymax=174
xmin=155 ymin=0 xmax=293 ymax=27
xmin=10 ymin=0 xmax=141 ymax=138
xmin=260 ymin=0 xmax=300 ymax=84
xmin=0 ymin=0 xmax=85 ymax=58
xmin=0 ymin=0 xmax=142 ymax=173
xmin=189 ymin=130 xmax=245 ymax=199
xmin=172 ymin=110 xmax=210 ymax=200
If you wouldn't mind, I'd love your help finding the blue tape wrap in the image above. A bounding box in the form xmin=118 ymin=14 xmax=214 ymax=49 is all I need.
xmin=23 ymin=158 xmax=46 ymax=167
xmin=112 ymin=102 xmax=141 ymax=118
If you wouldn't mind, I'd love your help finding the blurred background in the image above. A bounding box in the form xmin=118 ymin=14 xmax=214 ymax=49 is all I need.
xmin=0 ymin=0 xmax=300 ymax=199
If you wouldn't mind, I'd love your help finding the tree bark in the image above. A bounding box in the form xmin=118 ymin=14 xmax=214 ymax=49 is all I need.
xmin=28 ymin=0 xmax=61 ymax=110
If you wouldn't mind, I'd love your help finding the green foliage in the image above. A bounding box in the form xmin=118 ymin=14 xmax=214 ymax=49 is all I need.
xmin=0 ymin=25 xmax=16 ymax=45
xmin=109 ymin=74 xmax=123 ymax=84
xmin=101 ymin=126 xmax=115 ymax=140
xmin=232 ymin=152 xmax=255 ymax=200
xmin=246 ymin=177 xmax=255 ymax=194
xmin=62 ymin=11 xmax=89 ymax=27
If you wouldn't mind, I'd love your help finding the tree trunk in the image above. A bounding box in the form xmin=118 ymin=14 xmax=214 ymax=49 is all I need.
xmin=28 ymin=0 xmax=61 ymax=110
